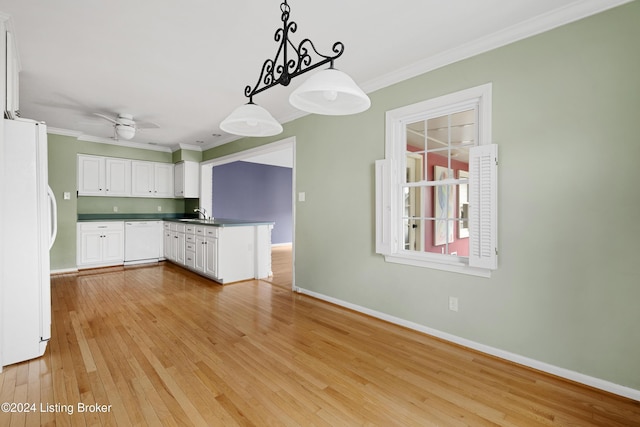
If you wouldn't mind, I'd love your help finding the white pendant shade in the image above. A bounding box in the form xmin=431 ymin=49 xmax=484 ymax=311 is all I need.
xmin=289 ymin=68 xmax=371 ymax=115
xmin=220 ymin=103 xmax=283 ymax=137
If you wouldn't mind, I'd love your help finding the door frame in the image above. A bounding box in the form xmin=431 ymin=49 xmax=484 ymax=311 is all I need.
xmin=199 ymin=137 xmax=296 ymax=289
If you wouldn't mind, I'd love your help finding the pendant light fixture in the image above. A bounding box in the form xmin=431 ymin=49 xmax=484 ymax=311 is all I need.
xmin=220 ymin=0 xmax=370 ymax=137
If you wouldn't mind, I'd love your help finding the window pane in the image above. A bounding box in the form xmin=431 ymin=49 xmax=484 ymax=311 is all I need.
xmin=449 ymin=109 xmax=476 ymax=146
xmin=406 ymin=121 xmax=426 ymax=152
xmin=400 ymin=106 xmax=477 ymax=258
xmin=405 ymin=154 xmax=423 ymax=183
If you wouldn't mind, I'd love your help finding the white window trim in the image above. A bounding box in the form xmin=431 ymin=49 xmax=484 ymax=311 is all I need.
xmin=376 ymin=83 xmax=497 ymax=278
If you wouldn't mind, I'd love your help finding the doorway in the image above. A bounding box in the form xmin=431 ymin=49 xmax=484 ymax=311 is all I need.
xmin=199 ymin=137 xmax=295 ymax=290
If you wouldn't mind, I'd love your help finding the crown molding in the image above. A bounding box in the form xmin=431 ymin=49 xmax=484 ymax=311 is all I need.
xmin=47 ymin=127 xmax=82 ymax=138
xmin=360 ymin=0 xmax=634 ymax=94
xmin=171 ymin=143 xmax=203 ymax=153
xmin=78 ymin=134 xmax=172 ymax=152
xmin=47 ymin=126 xmax=172 ymax=152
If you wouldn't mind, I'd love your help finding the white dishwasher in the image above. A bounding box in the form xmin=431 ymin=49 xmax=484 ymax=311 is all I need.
xmin=124 ymin=221 xmax=162 ymax=265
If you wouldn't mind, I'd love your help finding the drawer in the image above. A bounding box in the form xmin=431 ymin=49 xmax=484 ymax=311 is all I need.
xmin=185 ymin=242 xmax=196 ymax=252
xmin=185 ymin=224 xmax=196 ymax=234
xmin=78 ymin=221 xmax=124 ymax=232
xmin=163 ymin=222 xmax=171 ymax=230
xmin=205 ymin=227 xmax=218 ymax=238
xmin=184 ymin=253 xmax=195 ymax=268
xmin=185 ymin=234 xmax=196 ymax=243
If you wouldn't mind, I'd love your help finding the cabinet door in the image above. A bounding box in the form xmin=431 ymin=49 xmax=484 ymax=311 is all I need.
xmin=174 ymin=161 xmax=200 ymax=198
xmin=205 ymin=237 xmax=218 ymax=278
xmin=163 ymin=231 xmax=172 ymax=259
xmin=78 ymin=155 xmax=105 ymax=196
xmin=131 ymin=161 xmax=154 ymax=196
xmin=105 ymin=158 xmax=131 ymax=197
xmin=102 ymin=230 xmax=125 ymax=263
xmin=79 ymin=230 xmax=104 ymax=265
xmin=176 ymin=232 xmax=186 ymax=264
xmin=154 ymin=163 xmax=174 ymax=197
xmin=195 ymin=235 xmax=206 ymax=272
xmin=174 ymin=162 xmax=185 ymax=197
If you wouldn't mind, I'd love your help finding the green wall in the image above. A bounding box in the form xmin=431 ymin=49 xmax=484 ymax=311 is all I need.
xmin=203 ymin=3 xmax=640 ymax=391
xmin=172 ymin=148 xmax=202 ymax=163
xmin=48 ymin=135 xmax=197 ymax=270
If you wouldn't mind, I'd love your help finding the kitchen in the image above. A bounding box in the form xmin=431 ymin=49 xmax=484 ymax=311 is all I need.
xmin=2 ymin=1 xmax=640 ymax=425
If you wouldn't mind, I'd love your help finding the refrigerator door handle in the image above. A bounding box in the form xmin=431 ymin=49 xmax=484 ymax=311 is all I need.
xmin=47 ymin=186 xmax=58 ymax=250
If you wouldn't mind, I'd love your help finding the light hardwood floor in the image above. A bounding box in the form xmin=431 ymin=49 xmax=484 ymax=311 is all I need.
xmin=1 ymin=249 xmax=639 ymax=426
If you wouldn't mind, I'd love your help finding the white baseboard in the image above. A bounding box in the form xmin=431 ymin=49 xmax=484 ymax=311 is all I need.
xmin=50 ymin=267 xmax=78 ymax=275
xmin=295 ymin=286 xmax=640 ymax=402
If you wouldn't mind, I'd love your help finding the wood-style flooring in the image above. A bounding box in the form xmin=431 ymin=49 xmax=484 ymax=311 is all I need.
xmin=1 ymin=246 xmax=639 ymax=426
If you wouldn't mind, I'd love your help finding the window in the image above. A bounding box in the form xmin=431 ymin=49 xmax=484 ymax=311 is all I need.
xmin=376 ymin=84 xmax=497 ymax=277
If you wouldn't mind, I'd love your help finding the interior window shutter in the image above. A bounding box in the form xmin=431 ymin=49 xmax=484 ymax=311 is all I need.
xmin=375 ymin=159 xmax=392 ymax=255
xmin=468 ymin=144 xmax=498 ymax=269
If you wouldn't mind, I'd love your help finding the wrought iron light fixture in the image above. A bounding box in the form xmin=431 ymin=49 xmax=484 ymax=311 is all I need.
xmin=220 ymin=0 xmax=370 ymax=137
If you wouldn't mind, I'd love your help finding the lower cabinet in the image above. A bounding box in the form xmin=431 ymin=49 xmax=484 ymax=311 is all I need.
xmin=162 ymin=221 xmax=271 ymax=284
xmin=76 ymin=220 xmax=271 ymax=282
xmin=77 ymin=222 xmax=125 ymax=268
xmin=195 ymin=230 xmax=218 ymax=278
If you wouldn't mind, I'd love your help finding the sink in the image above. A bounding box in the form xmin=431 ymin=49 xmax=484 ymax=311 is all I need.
xmin=178 ymin=218 xmax=215 ymax=224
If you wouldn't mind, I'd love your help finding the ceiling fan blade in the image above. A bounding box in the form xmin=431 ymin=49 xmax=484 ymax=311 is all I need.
xmin=135 ymin=120 xmax=160 ymax=129
xmin=94 ymin=113 xmax=118 ymax=124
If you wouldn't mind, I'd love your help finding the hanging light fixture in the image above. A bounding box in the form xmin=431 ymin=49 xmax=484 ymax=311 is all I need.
xmin=220 ymin=0 xmax=370 ymax=137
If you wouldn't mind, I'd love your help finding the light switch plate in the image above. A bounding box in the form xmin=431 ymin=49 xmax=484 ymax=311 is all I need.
xmin=298 ymin=192 xmax=306 ymax=202
xmin=63 ymin=192 xmax=71 ymax=200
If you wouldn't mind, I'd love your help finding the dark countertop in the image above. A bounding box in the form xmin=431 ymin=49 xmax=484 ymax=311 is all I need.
xmin=163 ymin=218 xmax=275 ymax=227
xmin=77 ymin=214 xmax=274 ymax=227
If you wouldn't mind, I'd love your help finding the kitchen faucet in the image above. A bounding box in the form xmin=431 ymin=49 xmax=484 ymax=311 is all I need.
xmin=194 ymin=207 xmax=208 ymax=219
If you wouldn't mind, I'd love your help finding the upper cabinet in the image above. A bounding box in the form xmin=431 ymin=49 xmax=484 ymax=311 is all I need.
xmin=105 ymin=158 xmax=131 ymax=197
xmin=78 ymin=154 xmax=174 ymax=198
xmin=174 ymin=161 xmax=200 ymax=198
xmin=131 ymin=160 xmax=173 ymax=198
xmin=78 ymin=155 xmax=131 ymax=197
xmin=77 ymin=154 xmax=105 ymax=196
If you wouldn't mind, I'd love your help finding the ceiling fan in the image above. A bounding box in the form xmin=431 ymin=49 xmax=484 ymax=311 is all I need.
xmin=94 ymin=113 xmax=159 ymax=140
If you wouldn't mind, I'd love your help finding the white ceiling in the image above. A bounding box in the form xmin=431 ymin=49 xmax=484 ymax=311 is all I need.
xmin=1 ymin=0 xmax=630 ymax=152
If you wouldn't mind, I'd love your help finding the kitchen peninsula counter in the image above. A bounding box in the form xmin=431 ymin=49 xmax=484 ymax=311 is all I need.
xmin=76 ymin=215 xmax=274 ymax=284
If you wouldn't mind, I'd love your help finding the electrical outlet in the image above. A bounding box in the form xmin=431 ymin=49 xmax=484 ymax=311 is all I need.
xmin=113 ymin=206 xmax=118 ymax=212
xmin=448 ymin=296 xmax=459 ymax=312
xmin=157 ymin=206 xmax=162 ymax=212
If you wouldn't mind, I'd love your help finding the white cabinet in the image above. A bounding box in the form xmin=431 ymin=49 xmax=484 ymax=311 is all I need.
xmin=195 ymin=227 xmax=218 ymax=277
xmin=162 ymin=221 xmax=271 ymax=284
xmin=105 ymin=158 xmax=131 ymax=196
xmin=155 ymin=163 xmax=174 ymax=197
xmin=204 ymin=234 xmax=218 ymax=278
xmin=77 ymin=155 xmax=131 ymax=196
xmin=131 ymin=161 xmax=174 ymax=198
xmin=77 ymin=154 xmax=105 ymax=195
xmin=77 ymin=222 xmax=125 ymax=268
xmin=163 ymin=223 xmax=174 ymax=260
xmin=174 ymin=161 xmax=200 ymax=198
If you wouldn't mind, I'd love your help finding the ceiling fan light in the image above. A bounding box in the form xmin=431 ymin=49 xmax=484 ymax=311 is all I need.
xmin=289 ymin=68 xmax=371 ymax=115
xmin=116 ymin=124 xmax=136 ymax=140
xmin=220 ymin=103 xmax=283 ymax=137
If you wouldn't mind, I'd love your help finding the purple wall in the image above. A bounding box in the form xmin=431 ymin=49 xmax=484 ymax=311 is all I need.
xmin=212 ymin=161 xmax=292 ymax=244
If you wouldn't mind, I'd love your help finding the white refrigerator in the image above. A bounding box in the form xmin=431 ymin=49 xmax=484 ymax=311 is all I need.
xmin=1 ymin=118 xmax=56 ymax=367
